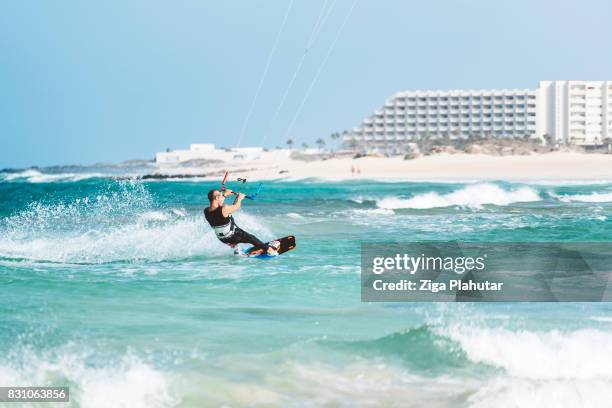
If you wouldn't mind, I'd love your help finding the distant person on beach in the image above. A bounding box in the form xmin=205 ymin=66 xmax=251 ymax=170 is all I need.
xmin=351 ymin=165 xmax=355 ymax=176
xmin=204 ymin=189 xmax=277 ymax=256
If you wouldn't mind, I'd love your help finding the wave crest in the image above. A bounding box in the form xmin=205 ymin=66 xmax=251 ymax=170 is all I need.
xmin=377 ymin=184 xmax=541 ymax=209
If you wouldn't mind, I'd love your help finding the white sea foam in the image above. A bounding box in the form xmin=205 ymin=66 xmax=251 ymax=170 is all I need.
xmin=170 ymin=208 xmax=187 ymax=217
xmin=351 ymin=208 xmax=395 ymax=216
xmin=0 ymin=351 xmax=177 ymax=408
xmin=1 ymin=169 xmax=106 ymax=183
xmin=555 ymin=191 xmax=612 ymax=203
xmin=139 ymin=211 xmax=170 ymax=222
xmin=377 ymin=184 xmax=541 ymax=209
xmin=468 ymin=377 xmax=612 ymax=408
xmin=446 ymin=326 xmax=612 ymax=380
xmin=3 ymin=169 xmax=44 ymax=180
xmin=0 ymin=217 xmax=220 ymax=263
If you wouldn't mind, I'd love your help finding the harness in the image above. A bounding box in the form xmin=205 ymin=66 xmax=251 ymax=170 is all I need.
xmin=213 ymin=219 xmax=236 ymax=239
xmin=205 ymin=206 xmax=236 ymax=240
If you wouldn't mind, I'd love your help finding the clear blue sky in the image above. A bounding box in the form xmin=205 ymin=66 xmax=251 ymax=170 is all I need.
xmin=1 ymin=0 xmax=611 ymax=168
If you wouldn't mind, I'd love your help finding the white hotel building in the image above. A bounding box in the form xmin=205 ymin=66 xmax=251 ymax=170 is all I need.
xmin=344 ymin=80 xmax=612 ymax=150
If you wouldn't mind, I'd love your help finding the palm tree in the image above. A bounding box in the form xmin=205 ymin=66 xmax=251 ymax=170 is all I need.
xmin=316 ymin=138 xmax=326 ymax=151
xmin=330 ymin=132 xmax=340 ymax=151
xmin=302 ymin=143 xmax=309 ymax=150
xmin=286 ymin=138 xmax=294 ymax=150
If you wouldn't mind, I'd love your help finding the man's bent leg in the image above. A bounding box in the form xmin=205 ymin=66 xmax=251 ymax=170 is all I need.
xmin=236 ymin=228 xmax=270 ymax=252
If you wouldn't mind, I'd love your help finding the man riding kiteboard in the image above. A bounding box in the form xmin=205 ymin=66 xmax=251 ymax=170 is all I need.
xmin=204 ymin=188 xmax=278 ymax=256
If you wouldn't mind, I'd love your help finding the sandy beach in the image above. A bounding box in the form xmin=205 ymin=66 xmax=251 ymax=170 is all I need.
xmin=153 ymin=151 xmax=612 ymax=181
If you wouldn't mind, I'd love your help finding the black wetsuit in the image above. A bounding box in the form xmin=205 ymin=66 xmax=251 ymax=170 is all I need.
xmin=204 ymin=206 xmax=270 ymax=251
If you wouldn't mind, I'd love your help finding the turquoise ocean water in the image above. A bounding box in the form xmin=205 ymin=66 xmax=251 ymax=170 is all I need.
xmin=1 ymin=167 xmax=612 ymax=407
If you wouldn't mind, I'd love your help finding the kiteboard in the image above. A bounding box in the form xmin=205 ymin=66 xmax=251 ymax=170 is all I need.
xmin=241 ymin=235 xmax=296 ymax=259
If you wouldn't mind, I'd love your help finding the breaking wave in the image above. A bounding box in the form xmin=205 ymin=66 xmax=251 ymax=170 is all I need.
xmin=377 ymin=184 xmax=541 ymax=209
xmin=0 ymin=169 xmax=106 ymax=183
xmin=0 ymin=347 xmax=177 ymax=408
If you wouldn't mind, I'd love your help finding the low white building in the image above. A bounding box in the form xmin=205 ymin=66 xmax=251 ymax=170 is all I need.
xmin=155 ymin=144 xmax=264 ymax=164
xmin=345 ymin=80 xmax=612 ymax=150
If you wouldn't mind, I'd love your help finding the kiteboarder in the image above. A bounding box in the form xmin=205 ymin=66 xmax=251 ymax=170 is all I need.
xmin=204 ymin=189 xmax=277 ymax=256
